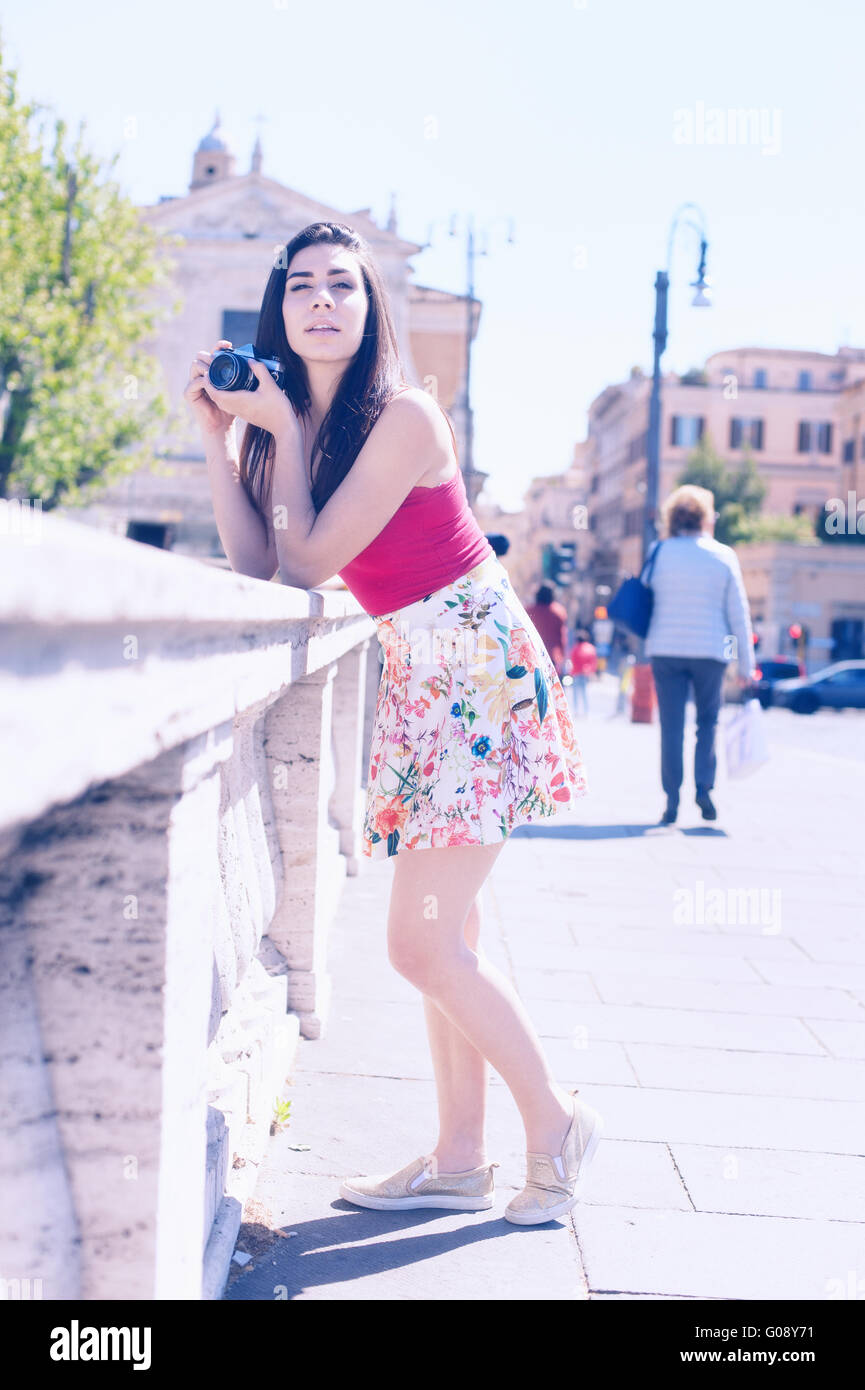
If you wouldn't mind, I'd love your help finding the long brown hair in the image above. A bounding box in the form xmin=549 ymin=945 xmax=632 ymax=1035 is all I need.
xmin=237 ymin=221 xmax=407 ymax=519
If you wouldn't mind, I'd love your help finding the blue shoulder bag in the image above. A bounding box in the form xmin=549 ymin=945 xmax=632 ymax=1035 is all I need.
xmin=607 ymin=539 xmax=664 ymax=638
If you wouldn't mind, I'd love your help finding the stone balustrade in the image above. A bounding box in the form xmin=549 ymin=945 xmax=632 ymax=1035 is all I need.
xmin=0 ymin=509 xmax=380 ymax=1300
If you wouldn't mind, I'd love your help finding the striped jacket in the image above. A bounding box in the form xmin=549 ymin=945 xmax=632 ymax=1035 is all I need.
xmin=643 ymin=535 xmax=756 ymax=676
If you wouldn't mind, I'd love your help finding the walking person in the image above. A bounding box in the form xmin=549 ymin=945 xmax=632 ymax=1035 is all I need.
xmin=613 ymin=654 xmax=636 ymax=717
xmin=525 ymin=584 xmax=569 ymax=680
xmin=644 ymin=485 xmax=756 ymax=824
xmin=568 ymin=628 xmax=598 ymax=716
xmin=184 ymin=221 xmax=603 ymax=1225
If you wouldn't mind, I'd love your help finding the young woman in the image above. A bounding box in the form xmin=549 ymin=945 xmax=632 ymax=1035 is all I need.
xmin=184 ymin=221 xmax=603 ymax=1225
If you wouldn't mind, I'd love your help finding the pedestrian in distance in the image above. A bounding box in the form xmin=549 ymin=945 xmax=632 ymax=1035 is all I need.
xmin=644 ymin=484 xmax=757 ymax=824
xmin=183 ymin=221 xmax=604 ymax=1225
xmin=525 ymin=584 xmax=569 ymax=680
xmin=613 ymin=653 xmax=637 ymax=717
xmin=568 ymin=628 xmax=598 ymax=716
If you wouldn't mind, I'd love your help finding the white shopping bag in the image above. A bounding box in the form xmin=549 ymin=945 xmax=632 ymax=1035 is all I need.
xmin=723 ymin=698 xmax=770 ymax=779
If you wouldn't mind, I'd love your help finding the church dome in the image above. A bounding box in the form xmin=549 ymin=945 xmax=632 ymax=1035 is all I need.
xmin=197 ymin=112 xmax=227 ymax=152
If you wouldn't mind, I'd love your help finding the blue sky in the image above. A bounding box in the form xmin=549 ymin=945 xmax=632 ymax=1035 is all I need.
xmin=2 ymin=0 xmax=863 ymax=510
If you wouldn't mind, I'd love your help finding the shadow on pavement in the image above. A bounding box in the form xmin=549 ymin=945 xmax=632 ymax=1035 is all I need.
xmin=223 ymin=1206 xmax=533 ymax=1300
xmin=511 ymin=821 xmax=729 ymax=840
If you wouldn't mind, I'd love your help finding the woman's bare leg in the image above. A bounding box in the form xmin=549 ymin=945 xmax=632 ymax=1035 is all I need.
xmin=421 ymin=891 xmax=491 ymax=1171
xmin=387 ymin=840 xmax=574 ymax=1169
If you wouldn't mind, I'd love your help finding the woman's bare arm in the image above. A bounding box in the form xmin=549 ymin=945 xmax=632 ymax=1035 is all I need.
xmin=205 ymin=423 xmax=278 ymax=580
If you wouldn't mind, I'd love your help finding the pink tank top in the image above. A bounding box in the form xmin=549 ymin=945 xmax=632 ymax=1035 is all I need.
xmin=337 ymin=395 xmax=493 ymax=615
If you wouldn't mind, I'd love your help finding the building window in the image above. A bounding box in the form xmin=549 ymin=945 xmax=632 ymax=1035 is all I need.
xmin=127 ymin=521 xmax=172 ymax=549
xmin=753 ymin=368 xmax=767 ymax=389
xmin=627 ymin=430 xmax=649 ymax=464
xmin=797 ymin=370 xmax=812 ymax=391
xmin=843 ymin=438 xmax=855 ymax=463
xmin=730 ymin=418 xmax=764 ymax=450
xmin=797 ymin=421 xmax=834 ymax=454
xmin=670 ymin=415 xmax=705 ymax=447
xmin=222 ymin=309 xmax=260 ymax=347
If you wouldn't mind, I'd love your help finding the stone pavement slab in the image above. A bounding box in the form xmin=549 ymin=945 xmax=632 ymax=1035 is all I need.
xmin=574 ymin=1206 xmax=863 ymax=1301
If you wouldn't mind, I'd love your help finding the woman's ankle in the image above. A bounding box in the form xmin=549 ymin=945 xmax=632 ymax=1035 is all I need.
xmin=524 ymin=1086 xmax=574 ymax=1155
xmin=430 ymin=1145 xmax=489 ymax=1173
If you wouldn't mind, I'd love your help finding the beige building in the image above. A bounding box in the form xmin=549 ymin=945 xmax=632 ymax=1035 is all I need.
xmin=563 ymin=345 xmax=865 ymax=667
xmin=585 ymin=346 xmax=865 ymax=589
xmin=66 ymin=115 xmax=483 ymax=555
xmin=738 ymin=541 xmax=865 ymax=667
xmin=473 ymin=439 xmax=592 ymax=622
xmin=838 ymin=371 xmax=865 ymax=522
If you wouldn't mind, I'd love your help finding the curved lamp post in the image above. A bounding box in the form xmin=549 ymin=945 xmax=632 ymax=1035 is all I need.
xmin=631 ymin=205 xmax=712 ymax=724
xmin=643 ymin=203 xmax=712 ymax=564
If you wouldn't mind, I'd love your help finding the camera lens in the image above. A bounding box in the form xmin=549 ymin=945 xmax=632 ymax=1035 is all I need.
xmin=209 ymin=352 xmax=241 ymax=389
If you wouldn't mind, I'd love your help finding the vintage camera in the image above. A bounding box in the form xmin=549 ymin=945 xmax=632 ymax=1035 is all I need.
xmin=208 ymin=343 xmax=286 ymax=393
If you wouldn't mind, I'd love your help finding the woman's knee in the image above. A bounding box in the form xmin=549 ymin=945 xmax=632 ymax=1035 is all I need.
xmin=387 ymin=917 xmax=476 ymax=989
xmin=386 ymin=842 xmax=501 ymax=981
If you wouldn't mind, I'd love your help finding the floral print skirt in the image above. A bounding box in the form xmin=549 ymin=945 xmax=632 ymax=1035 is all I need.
xmin=362 ymin=551 xmax=589 ymax=859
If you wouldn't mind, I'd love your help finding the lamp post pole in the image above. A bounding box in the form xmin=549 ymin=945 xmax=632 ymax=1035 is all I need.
xmin=644 ymin=270 xmax=669 ymax=566
xmin=630 ymin=205 xmax=712 ymax=723
xmin=643 ymin=203 xmax=712 ymax=565
xmin=421 ymin=213 xmax=515 ymax=511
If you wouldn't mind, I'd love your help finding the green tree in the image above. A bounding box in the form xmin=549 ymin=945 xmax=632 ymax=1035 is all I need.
xmin=736 ymin=512 xmax=819 ymax=544
xmin=675 ymin=432 xmax=767 ymax=545
xmin=0 ymin=39 xmax=183 ymax=506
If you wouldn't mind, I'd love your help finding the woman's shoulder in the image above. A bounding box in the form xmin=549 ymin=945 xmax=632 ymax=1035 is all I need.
xmin=662 ymin=534 xmax=732 ymax=559
xmin=385 ymin=385 xmax=451 ymax=432
xmin=696 ymin=534 xmax=739 ymax=564
xmin=386 ymin=385 xmax=436 ymax=413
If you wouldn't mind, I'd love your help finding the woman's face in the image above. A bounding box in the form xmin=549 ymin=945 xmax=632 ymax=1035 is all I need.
xmin=282 ymin=243 xmax=368 ymax=367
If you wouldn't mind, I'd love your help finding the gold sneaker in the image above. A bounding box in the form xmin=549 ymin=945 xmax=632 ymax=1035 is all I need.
xmin=504 ymin=1088 xmax=604 ymax=1225
xmin=340 ymin=1155 xmax=500 ymax=1211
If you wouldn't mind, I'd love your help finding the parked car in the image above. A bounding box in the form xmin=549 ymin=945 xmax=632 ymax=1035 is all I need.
xmin=750 ymin=656 xmax=806 ymax=708
xmin=770 ymin=660 xmax=865 ymax=714
xmin=724 ymin=655 xmax=804 ymax=706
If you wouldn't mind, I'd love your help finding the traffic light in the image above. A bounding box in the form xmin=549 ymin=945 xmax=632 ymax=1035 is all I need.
xmin=788 ymin=622 xmax=809 ymax=670
xmin=550 ymin=541 xmax=577 ymax=585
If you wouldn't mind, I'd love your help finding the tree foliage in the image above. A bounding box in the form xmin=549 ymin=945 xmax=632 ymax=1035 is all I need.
xmin=736 ymin=512 xmax=819 ymax=544
xmin=0 ymin=38 xmax=183 ymax=505
xmin=675 ymin=432 xmax=767 ymax=545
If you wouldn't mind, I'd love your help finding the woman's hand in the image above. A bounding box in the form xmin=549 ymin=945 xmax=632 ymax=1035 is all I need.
xmin=203 ymin=358 xmax=301 ymax=441
xmin=183 ymin=341 xmax=239 ymax=439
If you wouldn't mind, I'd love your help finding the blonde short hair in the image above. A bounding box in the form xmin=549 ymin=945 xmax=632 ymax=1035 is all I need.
xmin=660 ymin=484 xmax=715 ymax=537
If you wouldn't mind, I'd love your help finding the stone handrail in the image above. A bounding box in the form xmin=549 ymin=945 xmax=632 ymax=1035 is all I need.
xmin=0 ymin=510 xmax=379 ymax=1301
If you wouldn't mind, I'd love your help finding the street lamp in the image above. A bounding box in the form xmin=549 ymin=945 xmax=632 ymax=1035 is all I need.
xmin=421 ymin=213 xmax=516 ymax=510
xmin=643 ymin=203 xmax=712 ymax=564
